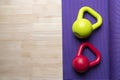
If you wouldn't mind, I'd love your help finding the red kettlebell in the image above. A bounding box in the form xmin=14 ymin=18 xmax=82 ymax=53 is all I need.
xmin=72 ymin=42 xmax=101 ymax=73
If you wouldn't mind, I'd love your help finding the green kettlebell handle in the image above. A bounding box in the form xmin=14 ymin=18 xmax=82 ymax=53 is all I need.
xmin=77 ymin=6 xmax=102 ymax=30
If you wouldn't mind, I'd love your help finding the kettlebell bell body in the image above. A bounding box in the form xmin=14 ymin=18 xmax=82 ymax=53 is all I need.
xmin=72 ymin=19 xmax=92 ymax=38
xmin=72 ymin=55 xmax=89 ymax=73
xmin=72 ymin=6 xmax=102 ymax=38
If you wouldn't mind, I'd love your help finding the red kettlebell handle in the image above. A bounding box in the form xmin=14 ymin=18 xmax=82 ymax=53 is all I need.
xmin=76 ymin=42 xmax=101 ymax=67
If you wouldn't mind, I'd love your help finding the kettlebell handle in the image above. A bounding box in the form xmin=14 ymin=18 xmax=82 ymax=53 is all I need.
xmin=77 ymin=6 xmax=102 ymax=30
xmin=76 ymin=42 xmax=101 ymax=67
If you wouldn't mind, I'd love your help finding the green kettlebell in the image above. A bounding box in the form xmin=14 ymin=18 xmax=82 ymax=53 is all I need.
xmin=72 ymin=6 xmax=103 ymax=38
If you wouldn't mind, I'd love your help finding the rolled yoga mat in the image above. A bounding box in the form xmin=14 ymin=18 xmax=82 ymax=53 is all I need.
xmin=109 ymin=0 xmax=120 ymax=80
xmin=62 ymin=0 xmax=109 ymax=80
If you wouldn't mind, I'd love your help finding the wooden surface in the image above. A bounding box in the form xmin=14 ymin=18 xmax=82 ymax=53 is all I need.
xmin=0 ymin=0 xmax=62 ymax=80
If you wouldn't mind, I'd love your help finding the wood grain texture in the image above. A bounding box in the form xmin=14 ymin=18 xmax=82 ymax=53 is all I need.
xmin=0 ymin=0 xmax=62 ymax=80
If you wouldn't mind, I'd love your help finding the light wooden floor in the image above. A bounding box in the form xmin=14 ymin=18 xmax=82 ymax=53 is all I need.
xmin=0 ymin=0 xmax=62 ymax=80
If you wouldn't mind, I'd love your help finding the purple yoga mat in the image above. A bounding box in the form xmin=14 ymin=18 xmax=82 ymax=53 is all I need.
xmin=62 ymin=0 xmax=109 ymax=80
xmin=109 ymin=0 xmax=120 ymax=80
